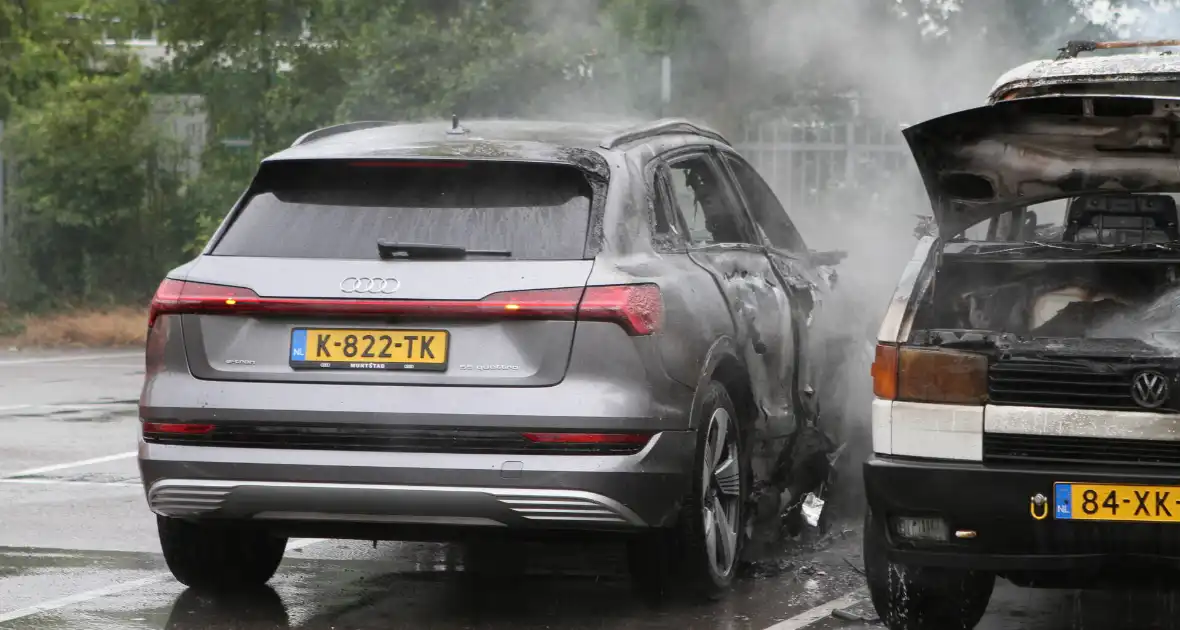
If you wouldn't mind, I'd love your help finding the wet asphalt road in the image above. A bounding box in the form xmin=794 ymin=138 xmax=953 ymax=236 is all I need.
xmin=5 ymin=351 xmax=1180 ymax=629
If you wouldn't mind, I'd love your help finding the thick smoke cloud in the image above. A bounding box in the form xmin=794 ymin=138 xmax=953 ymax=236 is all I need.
xmin=518 ymin=0 xmax=1180 ymax=527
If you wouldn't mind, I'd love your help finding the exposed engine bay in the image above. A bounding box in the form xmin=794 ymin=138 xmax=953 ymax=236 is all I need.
xmin=912 ymin=258 xmax=1180 ymax=343
xmin=909 ymin=191 xmax=1180 ymax=353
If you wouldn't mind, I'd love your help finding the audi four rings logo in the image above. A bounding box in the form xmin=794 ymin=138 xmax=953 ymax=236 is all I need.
xmin=340 ymin=277 xmax=400 ymax=294
xmin=1131 ymin=370 xmax=1170 ymax=409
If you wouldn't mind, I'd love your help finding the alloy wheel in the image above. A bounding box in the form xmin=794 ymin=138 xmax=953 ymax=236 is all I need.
xmin=701 ymin=406 xmax=741 ymax=578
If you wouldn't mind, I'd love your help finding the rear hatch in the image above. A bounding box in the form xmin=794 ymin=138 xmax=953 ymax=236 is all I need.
xmin=172 ymin=159 xmax=600 ymax=386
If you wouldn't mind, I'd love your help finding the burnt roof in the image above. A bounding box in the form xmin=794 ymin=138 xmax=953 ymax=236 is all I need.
xmin=266 ymin=118 xmax=729 ymax=165
xmin=989 ymin=52 xmax=1180 ymax=102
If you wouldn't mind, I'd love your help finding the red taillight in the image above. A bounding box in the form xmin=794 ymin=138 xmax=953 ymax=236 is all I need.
xmin=522 ymin=432 xmax=653 ymax=445
xmin=148 ymin=278 xmax=259 ymax=328
xmin=142 ymin=422 xmax=215 ymax=435
xmin=578 ymin=285 xmax=662 ymax=335
xmin=144 ymin=316 xmax=169 ymax=380
xmin=148 ymin=280 xmax=663 ymax=335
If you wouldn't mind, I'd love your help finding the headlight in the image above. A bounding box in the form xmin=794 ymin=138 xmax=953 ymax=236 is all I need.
xmin=872 ymin=344 xmax=988 ymax=405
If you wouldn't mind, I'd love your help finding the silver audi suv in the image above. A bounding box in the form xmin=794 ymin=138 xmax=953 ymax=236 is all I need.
xmin=138 ymin=117 xmax=836 ymax=599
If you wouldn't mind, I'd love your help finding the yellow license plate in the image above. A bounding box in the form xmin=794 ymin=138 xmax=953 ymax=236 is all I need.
xmin=289 ymin=328 xmax=449 ymax=371
xmin=1054 ymin=482 xmax=1180 ymax=522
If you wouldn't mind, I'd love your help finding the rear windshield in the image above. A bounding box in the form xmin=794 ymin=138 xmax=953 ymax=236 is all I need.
xmin=212 ymin=160 xmax=594 ymax=260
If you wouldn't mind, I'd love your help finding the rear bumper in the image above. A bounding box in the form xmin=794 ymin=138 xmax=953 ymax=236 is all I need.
xmin=138 ymin=430 xmax=695 ymax=532
xmin=140 ymin=368 xmax=690 ymax=432
xmin=865 ymin=455 xmax=1180 ymax=574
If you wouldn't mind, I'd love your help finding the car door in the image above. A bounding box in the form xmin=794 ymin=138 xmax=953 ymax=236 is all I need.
xmin=716 ymin=150 xmax=820 ymax=425
xmin=644 ymin=157 xmax=735 ymax=395
xmin=660 ymin=148 xmax=797 ymax=467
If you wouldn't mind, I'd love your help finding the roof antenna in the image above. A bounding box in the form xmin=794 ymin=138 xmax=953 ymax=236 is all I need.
xmin=446 ymin=113 xmax=467 ymax=136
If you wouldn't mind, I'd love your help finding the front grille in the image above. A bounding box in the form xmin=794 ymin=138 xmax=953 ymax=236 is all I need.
xmin=989 ymin=361 xmax=1140 ymax=410
xmin=984 ymin=433 xmax=1180 ymax=467
xmin=142 ymin=423 xmax=650 ymax=455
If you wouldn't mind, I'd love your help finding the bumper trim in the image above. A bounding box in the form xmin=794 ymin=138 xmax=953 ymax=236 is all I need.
xmin=866 ymin=455 xmax=1180 ymax=574
xmin=147 ymin=479 xmax=648 ymax=527
xmin=986 ymin=404 xmax=1180 ymax=441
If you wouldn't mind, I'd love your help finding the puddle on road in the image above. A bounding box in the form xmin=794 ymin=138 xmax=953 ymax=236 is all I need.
xmin=0 ymin=536 xmax=872 ymax=630
xmin=0 ymin=547 xmax=161 ymax=576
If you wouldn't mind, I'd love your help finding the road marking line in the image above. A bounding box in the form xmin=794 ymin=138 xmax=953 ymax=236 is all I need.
xmin=0 ymin=537 xmax=325 ymax=623
xmin=0 ymin=575 xmax=165 ymax=624
xmin=62 ymin=364 xmax=145 ymax=370
xmin=0 ymin=352 xmax=141 ymax=367
xmin=0 ymin=452 xmax=137 ymax=479
xmin=0 ymin=478 xmax=140 ymax=488
xmin=762 ymin=587 xmax=869 ymax=630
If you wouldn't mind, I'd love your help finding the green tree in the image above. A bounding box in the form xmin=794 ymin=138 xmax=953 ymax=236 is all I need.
xmin=2 ymin=0 xmax=189 ymax=308
xmin=5 ymin=63 xmax=191 ymax=308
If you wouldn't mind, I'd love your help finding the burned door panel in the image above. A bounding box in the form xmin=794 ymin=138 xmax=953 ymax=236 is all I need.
xmin=644 ymin=161 xmax=737 ymax=392
xmin=766 ymin=251 xmax=821 ymax=411
xmin=718 ymin=151 xmax=823 ymax=424
xmin=662 ymin=150 xmax=793 ymax=479
xmin=691 ymin=249 xmax=798 ymax=454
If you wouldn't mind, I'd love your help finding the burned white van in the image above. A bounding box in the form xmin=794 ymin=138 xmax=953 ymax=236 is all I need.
xmin=866 ymin=43 xmax=1180 ymax=630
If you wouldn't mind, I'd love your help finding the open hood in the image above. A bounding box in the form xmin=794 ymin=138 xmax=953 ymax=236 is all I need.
xmin=903 ymin=95 xmax=1180 ymax=237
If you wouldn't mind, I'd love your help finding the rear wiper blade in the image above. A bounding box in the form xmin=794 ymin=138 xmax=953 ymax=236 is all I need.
xmin=376 ymin=240 xmax=512 ymax=260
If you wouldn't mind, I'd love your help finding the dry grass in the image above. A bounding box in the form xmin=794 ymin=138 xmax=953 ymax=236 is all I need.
xmin=0 ymin=306 xmax=147 ymax=348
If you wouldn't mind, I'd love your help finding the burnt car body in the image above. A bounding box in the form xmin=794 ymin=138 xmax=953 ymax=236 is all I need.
xmin=137 ymin=117 xmax=838 ymax=599
xmin=864 ymin=50 xmax=1180 ymax=629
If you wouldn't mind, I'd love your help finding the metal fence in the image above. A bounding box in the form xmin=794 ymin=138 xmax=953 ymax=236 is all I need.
xmin=737 ymin=118 xmax=925 ymax=224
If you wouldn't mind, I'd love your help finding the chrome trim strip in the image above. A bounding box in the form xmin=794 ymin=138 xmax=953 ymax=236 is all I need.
xmin=147 ymin=479 xmax=647 ymax=526
xmin=251 ymin=513 xmax=505 ymax=527
xmin=985 ymin=405 xmax=1180 ymax=441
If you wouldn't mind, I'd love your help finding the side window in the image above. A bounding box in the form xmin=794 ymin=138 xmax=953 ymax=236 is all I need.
xmin=665 ymin=154 xmax=756 ymax=246
xmin=722 ymin=154 xmax=806 ymax=252
xmin=650 ymin=170 xmax=684 ymax=240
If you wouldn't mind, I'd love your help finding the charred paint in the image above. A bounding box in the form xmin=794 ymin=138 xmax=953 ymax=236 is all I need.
xmin=904 ymin=96 xmax=1180 ymax=237
xmin=986 ymin=404 xmax=1180 ymax=441
xmin=878 ymin=236 xmax=938 ymax=344
xmin=990 ymin=53 xmax=1180 ymax=103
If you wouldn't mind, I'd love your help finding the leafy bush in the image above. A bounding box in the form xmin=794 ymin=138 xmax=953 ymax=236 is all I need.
xmin=3 ymin=64 xmax=195 ymax=309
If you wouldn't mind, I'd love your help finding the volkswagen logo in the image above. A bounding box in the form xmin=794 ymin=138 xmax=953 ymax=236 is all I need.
xmin=339 ymin=277 xmax=400 ymax=294
xmin=1131 ymin=370 xmax=1171 ymax=409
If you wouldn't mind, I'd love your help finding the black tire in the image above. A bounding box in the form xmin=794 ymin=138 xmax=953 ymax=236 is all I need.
xmin=864 ymin=511 xmax=993 ymax=630
xmin=158 ymin=516 xmax=288 ymax=592
xmin=628 ymin=381 xmax=748 ymax=602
